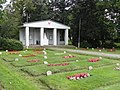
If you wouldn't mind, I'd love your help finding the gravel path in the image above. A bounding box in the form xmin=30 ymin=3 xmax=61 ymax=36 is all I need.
xmin=48 ymin=48 xmax=120 ymax=59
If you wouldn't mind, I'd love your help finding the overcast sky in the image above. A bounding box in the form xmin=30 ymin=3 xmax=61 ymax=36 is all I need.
xmin=6 ymin=0 xmax=11 ymax=4
xmin=2 ymin=0 xmax=10 ymax=8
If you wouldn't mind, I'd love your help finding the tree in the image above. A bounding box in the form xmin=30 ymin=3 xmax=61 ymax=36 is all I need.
xmin=0 ymin=0 xmax=6 ymax=37
xmin=30 ymin=0 xmax=50 ymax=21
xmin=70 ymin=0 xmax=100 ymax=47
xmin=0 ymin=0 xmax=36 ymax=39
xmin=48 ymin=0 xmax=73 ymax=24
xmin=96 ymin=0 xmax=120 ymax=46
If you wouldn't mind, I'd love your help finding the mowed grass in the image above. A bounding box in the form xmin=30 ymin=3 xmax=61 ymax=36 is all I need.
xmin=39 ymin=65 xmax=120 ymax=90
xmin=0 ymin=49 xmax=120 ymax=90
xmin=21 ymin=57 xmax=117 ymax=76
xmin=0 ymin=59 xmax=38 ymax=90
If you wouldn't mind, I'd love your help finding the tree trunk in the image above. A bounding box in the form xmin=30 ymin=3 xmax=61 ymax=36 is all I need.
xmin=78 ymin=18 xmax=81 ymax=48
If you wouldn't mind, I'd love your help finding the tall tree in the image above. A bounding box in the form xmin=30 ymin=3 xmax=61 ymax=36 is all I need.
xmin=30 ymin=0 xmax=50 ymax=21
xmin=48 ymin=0 xmax=73 ymax=24
xmin=0 ymin=0 xmax=6 ymax=37
xmin=70 ymin=0 xmax=100 ymax=47
xmin=96 ymin=0 xmax=120 ymax=45
xmin=0 ymin=0 xmax=35 ymax=39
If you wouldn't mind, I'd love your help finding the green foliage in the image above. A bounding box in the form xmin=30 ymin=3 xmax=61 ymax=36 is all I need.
xmin=0 ymin=0 xmax=120 ymax=48
xmin=0 ymin=38 xmax=23 ymax=50
xmin=81 ymin=41 xmax=92 ymax=48
xmin=69 ymin=0 xmax=120 ymax=47
xmin=103 ymin=40 xmax=116 ymax=48
xmin=0 ymin=37 xmax=3 ymax=46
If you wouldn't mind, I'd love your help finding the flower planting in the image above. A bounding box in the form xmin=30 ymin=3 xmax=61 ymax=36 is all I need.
xmin=8 ymin=50 xmax=20 ymax=54
xmin=22 ymin=54 xmax=36 ymax=58
xmin=27 ymin=60 xmax=40 ymax=62
xmin=107 ymin=49 xmax=115 ymax=52
xmin=67 ymin=73 xmax=90 ymax=80
xmin=88 ymin=58 xmax=100 ymax=62
xmin=63 ymin=55 xmax=75 ymax=58
xmin=47 ymin=63 xmax=69 ymax=66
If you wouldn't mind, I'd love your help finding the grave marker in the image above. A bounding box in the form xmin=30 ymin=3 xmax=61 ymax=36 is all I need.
xmin=47 ymin=71 xmax=52 ymax=76
xmin=44 ymin=61 xmax=48 ymax=64
xmin=64 ymin=51 xmax=66 ymax=54
xmin=19 ymin=54 xmax=22 ymax=57
xmin=15 ymin=58 xmax=19 ymax=61
xmin=6 ymin=50 xmax=8 ymax=52
xmin=0 ymin=52 xmax=2 ymax=55
xmin=88 ymin=66 xmax=93 ymax=70
xmin=44 ymin=56 xmax=47 ymax=59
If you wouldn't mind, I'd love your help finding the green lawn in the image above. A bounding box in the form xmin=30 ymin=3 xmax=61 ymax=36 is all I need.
xmin=0 ymin=49 xmax=120 ymax=90
xmin=39 ymin=65 xmax=120 ymax=90
xmin=0 ymin=58 xmax=38 ymax=90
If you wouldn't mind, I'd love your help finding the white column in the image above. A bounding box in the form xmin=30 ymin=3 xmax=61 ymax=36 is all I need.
xmin=25 ymin=26 xmax=29 ymax=48
xmin=40 ymin=27 xmax=44 ymax=46
xmin=53 ymin=28 xmax=57 ymax=45
xmin=65 ymin=29 xmax=68 ymax=45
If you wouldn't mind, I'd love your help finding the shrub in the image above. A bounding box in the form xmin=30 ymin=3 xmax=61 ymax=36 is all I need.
xmin=103 ymin=40 xmax=116 ymax=48
xmin=81 ymin=41 xmax=92 ymax=48
xmin=0 ymin=37 xmax=4 ymax=48
xmin=1 ymin=38 xmax=23 ymax=51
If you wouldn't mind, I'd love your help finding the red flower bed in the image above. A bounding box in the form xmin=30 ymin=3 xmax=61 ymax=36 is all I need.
xmin=107 ymin=49 xmax=115 ymax=52
xmin=8 ymin=50 xmax=20 ymax=54
xmin=27 ymin=60 xmax=40 ymax=62
xmin=63 ymin=55 xmax=75 ymax=58
xmin=47 ymin=63 xmax=69 ymax=66
xmin=67 ymin=73 xmax=90 ymax=80
xmin=88 ymin=58 xmax=100 ymax=62
xmin=22 ymin=54 xmax=36 ymax=58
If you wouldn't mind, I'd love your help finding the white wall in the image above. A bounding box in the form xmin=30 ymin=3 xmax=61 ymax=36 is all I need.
xmin=20 ymin=28 xmax=66 ymax=46
xmin=29 ymin=28 xmax=40 ymax=45
xmin=19 ymin=29 xmax=25 ymax=45
xmin=46 ymin=30 xmax=53 ymax=45
xmin=34 ymin=28 xmax=40 ymax=45
xmin=57 ymin=29 xmax=65 ymax=45
xmin=29 ymin=28 xmax=34 ymax=45
xmin=43 ymin=32 xmax=48 ymax=45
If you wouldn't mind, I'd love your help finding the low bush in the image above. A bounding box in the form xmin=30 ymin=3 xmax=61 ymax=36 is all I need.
xmin=0 ymin=38 xmax=23 ymax=51
xmin=0 ymin=37 xmax=4 ymax=49
xmin=103 ymin=40 xmax=116 ymax=48
xmin=81 ymin=41 xmax=92 ymax=48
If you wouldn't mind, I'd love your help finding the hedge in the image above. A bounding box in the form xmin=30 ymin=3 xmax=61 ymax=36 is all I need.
xmin=0 ymin=37 xmax=23 ymax=51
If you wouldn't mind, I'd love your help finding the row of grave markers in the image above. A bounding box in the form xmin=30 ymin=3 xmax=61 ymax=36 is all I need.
xmin=0 ymin=48 xmax=120 ymax=76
